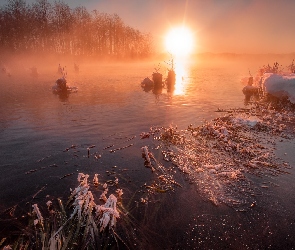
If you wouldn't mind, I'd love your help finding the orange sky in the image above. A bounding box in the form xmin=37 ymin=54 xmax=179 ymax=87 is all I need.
xmin=4 ymin=0 xmax=295 ymax=54
xmin=84 ymin=0 xmax=295 ymax=54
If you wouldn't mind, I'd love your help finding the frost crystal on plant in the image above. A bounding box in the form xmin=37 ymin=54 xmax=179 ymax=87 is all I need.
xmin=32 ymin=203 xmax=44 ymax=227
xmin=96 ymin=194 xmax=120 ymax=232
xmin=93 ymin=174 xmax=99 ymax=186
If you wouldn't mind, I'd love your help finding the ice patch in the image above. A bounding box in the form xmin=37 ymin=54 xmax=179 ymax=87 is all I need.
xmin=232 ymin=116 xmax=260 ymax=127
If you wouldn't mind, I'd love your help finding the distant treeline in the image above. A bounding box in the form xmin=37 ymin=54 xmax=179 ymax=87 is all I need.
xmin=0 ymin=0 xmax=153 ymax=58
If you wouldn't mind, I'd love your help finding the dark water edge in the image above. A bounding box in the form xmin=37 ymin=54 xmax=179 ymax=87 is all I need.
xmin=1 ymin=58 xmax=295 ymax=249
xmin=1 ymin=131 xmax=294 ymax=249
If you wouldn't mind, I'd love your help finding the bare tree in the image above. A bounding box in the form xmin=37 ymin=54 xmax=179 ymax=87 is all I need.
xmin=0 ymin=0 xmax=153 ymax=58
xmin=30 ymin=0 xmax=53 ymax=52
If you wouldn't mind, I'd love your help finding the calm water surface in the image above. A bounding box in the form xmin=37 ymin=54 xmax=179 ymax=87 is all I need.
xmin=0 ymin=58 xmax=294 ymax=249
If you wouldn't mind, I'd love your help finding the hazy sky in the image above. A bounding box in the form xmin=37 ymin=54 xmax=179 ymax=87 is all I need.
xmin=2 ymin=0 xmax=295 ymax=54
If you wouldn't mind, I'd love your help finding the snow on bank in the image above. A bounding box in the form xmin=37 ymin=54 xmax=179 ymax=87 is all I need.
xmin=263 ymin=73 xmax=295 ymax=103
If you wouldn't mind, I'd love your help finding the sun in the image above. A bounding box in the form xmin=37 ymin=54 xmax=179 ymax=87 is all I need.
xmin=164 ymin=26 xmax=194 ymax=57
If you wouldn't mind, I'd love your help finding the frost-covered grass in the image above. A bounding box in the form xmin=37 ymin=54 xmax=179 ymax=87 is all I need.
xmin=140 ymin=98 xmax=295 ymax=211
xmin=0 ymin=173 xmax=126 ymax=249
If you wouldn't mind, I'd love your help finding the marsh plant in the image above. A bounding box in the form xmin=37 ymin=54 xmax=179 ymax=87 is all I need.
xmin=1 ymin=173 xmax=124 ymax=249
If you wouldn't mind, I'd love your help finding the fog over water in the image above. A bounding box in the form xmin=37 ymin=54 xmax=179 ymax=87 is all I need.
xmin=1 ymin=54 xmax=295 ymax=249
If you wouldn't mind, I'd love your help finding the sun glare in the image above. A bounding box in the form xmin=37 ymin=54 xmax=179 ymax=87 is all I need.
xmin=165 ymin=26 xmax=194 ymax=57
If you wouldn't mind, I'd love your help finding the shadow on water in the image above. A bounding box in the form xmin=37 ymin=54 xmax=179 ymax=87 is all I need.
xmin=53 ymin=90 xmax=69 ymax=102
xmin=141 ymin=78 xmax=166 ymax=100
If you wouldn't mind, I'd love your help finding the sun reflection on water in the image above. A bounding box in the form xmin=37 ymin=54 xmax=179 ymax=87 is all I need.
xmin=172 ymin=59 xmax=190 ymax=96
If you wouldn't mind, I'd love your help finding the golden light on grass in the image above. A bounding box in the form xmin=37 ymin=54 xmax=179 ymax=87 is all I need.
xmin=164 ymin=26 xmax=195 ymax=57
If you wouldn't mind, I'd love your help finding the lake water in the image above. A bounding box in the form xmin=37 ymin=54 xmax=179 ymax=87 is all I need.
xmin=0 ymin=56 xmax=295 ymax=249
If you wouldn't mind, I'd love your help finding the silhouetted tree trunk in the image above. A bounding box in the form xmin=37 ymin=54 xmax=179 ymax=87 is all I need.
xmin=0 ymin=0 xmax=153 ymax=57
xmin=1 ymin=0 xmax=30 ymax=51
xmin=51 ymin=1 xmax=72 ymax=54
xmin=31 ymin=0 xmax=53 ymax=52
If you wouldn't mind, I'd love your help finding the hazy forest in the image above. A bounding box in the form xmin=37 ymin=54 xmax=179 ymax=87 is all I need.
xmin=0 ymin=0 xmax=153 ymax=59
